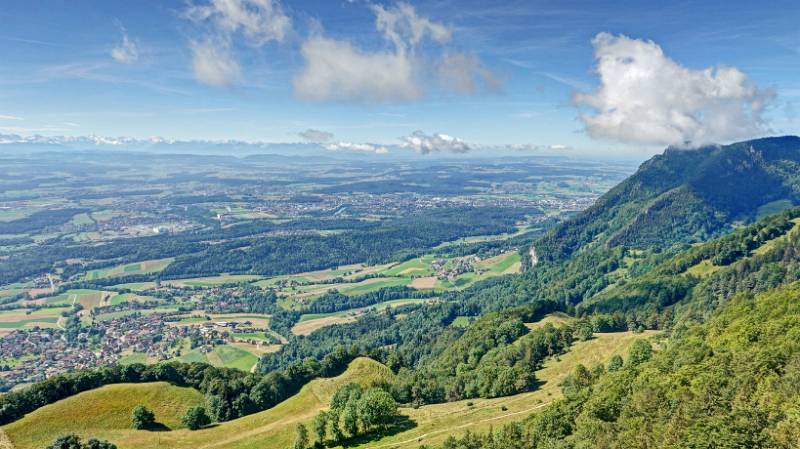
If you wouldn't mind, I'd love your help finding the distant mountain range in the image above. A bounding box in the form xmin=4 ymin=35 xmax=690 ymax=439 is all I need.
xmin=538 ymin=136 xmax=800 ymax=260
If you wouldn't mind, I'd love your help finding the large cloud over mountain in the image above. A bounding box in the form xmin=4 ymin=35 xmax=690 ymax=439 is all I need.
xmin=576 ymin=33 xmax=772 ymax=146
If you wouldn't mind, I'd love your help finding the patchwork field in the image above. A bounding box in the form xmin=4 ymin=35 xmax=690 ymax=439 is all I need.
xmin=0 ymin=308 xmax=66 ymax=335
xmin=292 ymin=298 xmax=432 ymax=336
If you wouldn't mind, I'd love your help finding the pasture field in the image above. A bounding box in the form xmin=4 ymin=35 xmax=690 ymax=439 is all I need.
xmin=93 ymin=306 xmax=183 ymax=322
xmin=278 ymin=276 xmax=415 ymax=305
xmin=0 ymin=307 xmax=65 ymax=334
xmin=116 ymin=352 xmax=154 ymax=365
xmin=109 ymin=282 xmax=156 ymax=291
xmin=2 ymin=382 xmax=206 ymax=448
xmin=84 ymin=258 xmax=173 ymax=280
xmin=378 ymin=255 xmax=436 ymax=277
xmin=107 ymin=292 xmax=157 ymax=305
xmin=292 ymin=315 xmax=357 ymax=336
xmin=684 ymin=217 xmax=800 ymax=276
xmin=432 ymin=225 xmax=531 ymax=249
xmin=164 ymin=274 xmax=263 ymax=287
xmin=229 ymin=341 xmax=281 ymax=358
xmin=756 ymin=199 xmax=795 ymax=218
xmin=292 ymin=298 xmax=430 ymax=336
xmin=173 ymin=313 xmax=271 ymax=328
xmin=212 ymin=344 xmax=259 ymax=371
xmin=475 ymin=250 xmax=521 ymax=273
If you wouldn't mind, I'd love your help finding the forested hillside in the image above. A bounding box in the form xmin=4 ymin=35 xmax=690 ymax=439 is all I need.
xmin=428 ymin=281 xmax=800 ymax=449
xmin=538 ymin=136 xmax=800 ymax=261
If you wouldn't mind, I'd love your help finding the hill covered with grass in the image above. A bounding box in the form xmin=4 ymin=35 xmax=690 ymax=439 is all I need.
xmin=3 ymin=382 xmax=205 ymax=448
xmin=3 ymin=357 xmax=395 ymax=449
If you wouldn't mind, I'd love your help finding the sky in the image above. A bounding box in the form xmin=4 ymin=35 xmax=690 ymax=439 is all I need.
xmin=0 ymin=0 xmax=799 ymax=158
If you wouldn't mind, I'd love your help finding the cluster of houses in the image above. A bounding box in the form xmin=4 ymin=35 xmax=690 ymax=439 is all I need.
xmin=432 ymin=256 xmax=478 ymax=281
xmin=0 ymin=312 xmax=228 ymax=391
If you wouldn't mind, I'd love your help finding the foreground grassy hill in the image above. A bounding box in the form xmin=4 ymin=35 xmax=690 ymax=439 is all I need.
xmin=3 ymin=382 xmax=205 ymax=447
xmin=2 ymin=358 xmax=394 ymax=449
xmin=2 ymin=327 xmax=653 ymax=449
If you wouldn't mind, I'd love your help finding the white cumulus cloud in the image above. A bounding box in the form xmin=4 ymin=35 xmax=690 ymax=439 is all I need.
xmin=111 ymin=25 xmax=139 ymax=64
xmin=185 ymin=0 xmax=291 ymax=45
xmin=401 ymin=130 xmax=471 ymax=154
xmin=294 ymin=2 xmax=495 ymax=102
xmin=293 ymin=37 xmax=420 ymax=101
xmin=184 ymin=0 xmax=290 ymax=86
xmin=575 ymin=32 xmax=772 ymax=146
xmin=369 ymin=2 xmax=451 ymax=51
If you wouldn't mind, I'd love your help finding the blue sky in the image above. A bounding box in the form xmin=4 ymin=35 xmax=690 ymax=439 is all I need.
xmin=0 ymin=0 xmax=798 ymax=157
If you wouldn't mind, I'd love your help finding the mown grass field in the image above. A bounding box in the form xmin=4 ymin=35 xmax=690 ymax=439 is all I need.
xmin=292 ymin=298 xmax=431 ymax=336
xmin=85 ymin=258 xmax=173 ymax=280
xmin=164 ymin=274 xmax=263 ymax=287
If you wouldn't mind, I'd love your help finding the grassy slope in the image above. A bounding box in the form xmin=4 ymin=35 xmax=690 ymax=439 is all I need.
xmin=350 ymin=330 xmax=658 ymax=449
xmin=2 ymin=330 xmax=652 ymax=449
xmin=684 ymin=217 xmax=800 ymax=277
xmin=3 ymin=358 xmax=394 ymax=449
xmin=3 ymin=382 xmax=205 ymax=448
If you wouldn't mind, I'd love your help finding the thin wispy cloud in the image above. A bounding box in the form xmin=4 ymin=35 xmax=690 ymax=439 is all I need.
xmin=298 ymin=129 xmax=334 ymax=143
xmin=110 ymin=23 xmax=139 ymax=64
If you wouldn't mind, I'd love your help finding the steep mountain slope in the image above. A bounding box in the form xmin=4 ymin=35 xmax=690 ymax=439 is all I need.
xmin=538 ymin=136 xmax=800 ymax=261
xmin=433 ymin=281 xmax=800 ymax=449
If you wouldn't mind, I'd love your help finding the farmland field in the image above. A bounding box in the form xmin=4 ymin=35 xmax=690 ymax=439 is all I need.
xmin=85 ymin=258 xmax=173 ymax=280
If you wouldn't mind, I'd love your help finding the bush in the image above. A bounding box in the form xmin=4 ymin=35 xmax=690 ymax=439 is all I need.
xmin=182 ymin=406 xmax=211 ymax=431
xmin=131 ymin=405 xmax=155 ymax=430
xmin=47 ymin=435 xmax=116 ymax=449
